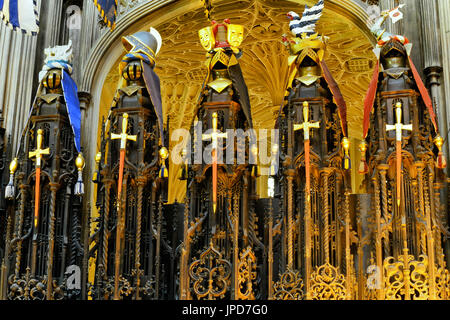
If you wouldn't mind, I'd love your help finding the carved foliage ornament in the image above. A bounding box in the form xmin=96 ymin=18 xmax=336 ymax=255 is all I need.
xmin=384 ymin=255 xmax=429 ymax=300
xmin=189 ymin=242 xmax=232 ymax=300
xmin=237 ymin=247 xmax=257 ymax=300
xmin=310 ymin=263 xmax=347 ymax=300
xmin=273 ymin=269 xmax=304 ymax=300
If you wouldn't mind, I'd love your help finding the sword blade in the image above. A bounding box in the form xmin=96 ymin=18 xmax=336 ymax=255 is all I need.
xmin=396 ymin=140 xmax=402 ymax=208
xmin=117 ymin=149 xmax=126 ymax=205
xmin=305 ymin=139 xmax=310 ymax=203
xmin=34 ymin=167 xmax=40 ymax=228
xmin=212 ymin=149 xmax=217 ymax=213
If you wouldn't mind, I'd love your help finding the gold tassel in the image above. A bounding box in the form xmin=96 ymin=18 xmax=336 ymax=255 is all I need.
xmin=178 ymin=148 xmax=188 ymax=180
xmin=358 ymin=140 xmax=369 ymax=174
xmin=434 ymin=135 xmax=447 ymax=169
xmin=5 ymin=158 xmax=18 ymax=200
xmin=341 ymin=137 xmax=351 ymax=170
xmin=159 ymin=147 xmax=169 ymax=179
xmin=92 ymin=152 xmax=102 ymax=183
xmin=74 ymin=153 xmax=85 ymax=196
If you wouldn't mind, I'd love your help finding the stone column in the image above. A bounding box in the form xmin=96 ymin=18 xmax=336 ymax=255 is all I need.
xmin=438 ymin=0 xmax=450 ymax=267
xmin=80 ymin=0 xmax=104 ymax=71
xmin=32 ymin=0 xmax=64 ymax=90
xmin=77 ymin=91 xmax=91 ymax=299
xmin=438 ymin=0 xmax=450 ymax=166
xmin=0 ymin=24 xmax=38 ymax=154
xmin=40 ymin=0 xmax=64 ymax=48
xmin=418 ymin=0 xmax=447 ymax=161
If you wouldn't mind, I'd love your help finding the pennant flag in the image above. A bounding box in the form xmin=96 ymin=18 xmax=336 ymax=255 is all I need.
xmin=61 ymin=69 xmax=82 ymax=153
xmin=287 ymin=0 xmax=324 ymax=38
xmin=389 ymin=4 xmax=405 ymax=24
xmin=93 ymin=0 xmax=117 ymax=30
xmin=0 ymin=0 xmax=39 ymax=35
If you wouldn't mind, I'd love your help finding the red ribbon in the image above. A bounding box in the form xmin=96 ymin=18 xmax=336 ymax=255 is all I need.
xmin=320 ymin=60 xmax=348 ymax=137
xmin=408 ymin=56 xmax=439 ymax=133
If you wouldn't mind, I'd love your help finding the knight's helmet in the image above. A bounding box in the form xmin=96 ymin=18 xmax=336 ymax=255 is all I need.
xmin=3 ymin=41 xmax=85 ymax=300
xmin=197 ymin=19 xmax=253 ymax=127
xmin=380 ymin=39 xmax=407 ymax=70
xmin=120 ymin=28 xmax=162 ymax=72
xmin=270 ymin=0 xmax=354 ymax=300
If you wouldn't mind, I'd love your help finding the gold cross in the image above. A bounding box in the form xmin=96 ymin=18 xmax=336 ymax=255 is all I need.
xmin=294 ymin=101 xmax=320 ymax=140
xmin=202 ymin=112 xmax=228 ymax=150
xmin=29 ymin=129 xmax=50 ymax=167
xmin=386 ymin=102 xmax=413 ymax=141
xmin=111 ymin=113 xmax=137 ymax=149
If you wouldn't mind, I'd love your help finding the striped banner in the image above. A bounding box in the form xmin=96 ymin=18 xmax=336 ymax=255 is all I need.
xmin=93 ymin=0 xmax=117 ymax=30
xmin=0 ymin=0 xmax=39 ymax=35
xmin=288 ymin=0 xmax=324 ymax=37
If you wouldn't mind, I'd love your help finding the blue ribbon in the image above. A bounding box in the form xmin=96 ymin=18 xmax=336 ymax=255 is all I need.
xmin=61 ymin=69 xmax=81 ymax=153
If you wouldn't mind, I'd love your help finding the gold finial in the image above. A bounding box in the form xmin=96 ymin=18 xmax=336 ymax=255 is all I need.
xmin=341 ymin=137 xmax=351 ymax=170
xmin=95 ymin=152 xmax=102 ymax=163
xmin=434 ymin=135 xmax=444 ymax=149
xmin=9 ymin=158 xmax=18 ymax=174
xmin=159 ymin=147 xmax=169 ymax=160
xmin=359 ymin=140 xmax=368 ymax=153
xmin=75 ymin=153 xmax=85 ymax=171
xmin=341 ymin=137 xmax=350 ymax=151
xmin=434 ymin=134 xmax=447 ymax=169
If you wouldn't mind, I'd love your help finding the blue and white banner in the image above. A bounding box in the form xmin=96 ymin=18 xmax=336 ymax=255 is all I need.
xmin=0 ymin=0 xmax=39 ymax=35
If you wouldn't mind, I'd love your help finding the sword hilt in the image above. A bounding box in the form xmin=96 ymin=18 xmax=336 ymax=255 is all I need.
xmin=29 ymin=129 xmax=50 ymax=167
xmin=394 ymin=102 xmax=402 ymax=124
xmin=122 ymin=113 xmax=129 ymax=134
xmin=294 ymin=101 xmax=320 ymax=140
xmin=302 ymin=101 xmax=310 ymax=123
xmin=111 ymin=113 xmax=137 ymax=149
